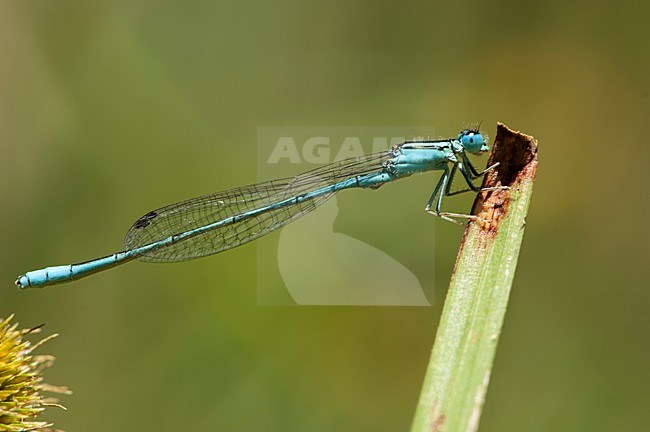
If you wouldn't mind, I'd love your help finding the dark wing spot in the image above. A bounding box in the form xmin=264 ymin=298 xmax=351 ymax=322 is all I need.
xmin=133 ymin=211 xmax=158 ymax=229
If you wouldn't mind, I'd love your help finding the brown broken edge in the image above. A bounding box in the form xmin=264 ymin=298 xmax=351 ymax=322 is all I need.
xmin=467 ymin=122 xmax=538 ymax=240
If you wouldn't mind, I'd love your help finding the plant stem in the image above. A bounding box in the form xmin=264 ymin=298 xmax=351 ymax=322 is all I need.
xmin=411 ymin=123 xmax=539 ymax=432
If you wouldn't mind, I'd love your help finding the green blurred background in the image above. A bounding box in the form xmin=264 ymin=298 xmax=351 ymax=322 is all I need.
xmin=1 ymin=0 xmax=649 ymax=430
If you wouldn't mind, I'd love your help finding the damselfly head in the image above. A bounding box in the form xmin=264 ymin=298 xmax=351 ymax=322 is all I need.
xmin=458 ymin=129 xmax=489 ymax=155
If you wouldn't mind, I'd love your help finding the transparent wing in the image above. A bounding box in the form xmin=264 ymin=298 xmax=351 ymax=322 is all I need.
xmin=124 ymin=151 xmax=391 ymax=262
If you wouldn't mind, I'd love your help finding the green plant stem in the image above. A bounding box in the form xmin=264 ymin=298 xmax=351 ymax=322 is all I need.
xmin=411 ymin=123 xmax=539 ymax=432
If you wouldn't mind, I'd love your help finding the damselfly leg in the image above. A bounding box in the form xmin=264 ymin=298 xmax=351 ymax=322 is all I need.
xmin=425 ymin=161 xmax=505 ymax=224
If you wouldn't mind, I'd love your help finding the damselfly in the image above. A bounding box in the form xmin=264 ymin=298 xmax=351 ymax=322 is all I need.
xmin=16 ymin=129 xmax=500 ymax=289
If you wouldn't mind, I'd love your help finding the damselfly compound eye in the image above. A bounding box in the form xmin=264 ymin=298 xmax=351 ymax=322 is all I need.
xmin=459 ymin=130 xmax=486 ymax=154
